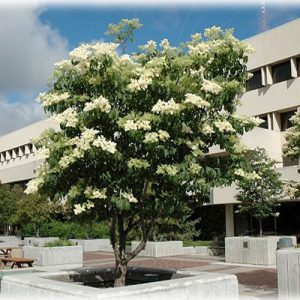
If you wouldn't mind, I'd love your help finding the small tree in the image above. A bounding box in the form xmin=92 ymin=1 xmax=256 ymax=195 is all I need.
xmin=0 ymin=184 xmax=23 ymax=235
xmin=235 ymin=148 xmax=283 ymax=236
xmin=11 ymin=194 xmax=57 ymax=237
xmin=25 ymin=20 xmax=259 ymax=286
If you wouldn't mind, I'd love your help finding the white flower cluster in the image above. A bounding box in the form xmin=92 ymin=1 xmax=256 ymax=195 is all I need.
xmin=201 ymin=79 xmax=222 ymax=95
xmin=189 ymin=162 xmax=202 ymax=174
xmin=84 ymin=186 xmax=107 ymax=199
xmin=184 ymin=93 xmax=210 ymax=108
xmin=59 ymin=128 xmax=99 ymax=169
xmin=54 ymin=59 xmax=72 ymax=70
xmin=121 ymin=192 xmax=138 ymax=203
xmin=181 ymin=123 xmax=193 ymax=134
xmin=144 ymin=130 xmax=170 ymax=143
xmin=69 ymin=43 xmax=91 ymax=61
xmin=186 ymin=140 xmax=204 ymax=157
xmin=188 ymin=43 xmax=210 ymax=56
xmin=118 ymin=54 xmax=132 ymax=65
xmin=214 ymin=120 xmax=235 ymax=133
xmin=202 ymin=124 xmax=214 ymax=135
xmin=141 ymin=40 xmax=157 ymax=52
xmin=128 ymin=69 xmax=154 ymax=91
xmin=53 ymin=107 xmax=78 ymax=128
xmin=92 ymin=42 xmax=118 ymax=58
xmin=234 ymin=168 xmax=261 ymax=180
xmin=151 ymin=98 xmax=181 ymax=115
xmin=35 ymin=146 xmax=50 ymax=160
xmin=84 ymin=96 xmax=111 ymax=113
xmin=234 ymin=115 xmax=263 ymax=127
xmin=124 ymin=120 xmax=151 ymax=131
xmin=24 ymin=177 xmax=44 ymax=194
xmin=37 ymin=92 xmax=70 ymax=107
xmin=93 ymin=135 xmax=117 ymax=154
xmin=74 ymin=200 xmax=95 ymax=215
xmin=160 ymin=39 xmax=170 ymax=50
xmin=156 ymin=164 xmax=178 ymax=176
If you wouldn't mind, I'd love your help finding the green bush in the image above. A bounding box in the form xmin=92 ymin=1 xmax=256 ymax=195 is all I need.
xmin=183 ymin=240 xmax=213 ymax=247
xmin=44 ymin=239 xmax=75 ymax=247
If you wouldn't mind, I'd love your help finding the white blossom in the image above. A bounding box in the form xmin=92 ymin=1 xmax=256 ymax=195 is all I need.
xmin=122 ymin=192 xmax=138 ymax=203
xmin=84 ymin=96 xmax=111 ymax=113
xmin=214 ymin=120 xmax=235 ymax=132
xmin=202 ymin=124 xmax=214 ymax=135
xmin=201 ymin=79 xmax=222 ymax=95
xmin=35 ymin=146 xmax=50 ymax=160
xmin=156 ymin=164 xmax=178 ymax=176
xmin=92 ymin=42 xmax=119 ymax=57
xmin=93 ymin=136 xmax=117 ymax=154
xmin=124 ymin=120 xmax=151 ymax=131
xmin=74 ymin=204 xmax=86 ymax=215
xmin=24 ymin=177 xmax=44 ymax=194
xmin=128 ymin=69 xmax=154 ymax=91
xmin=53 ymin=107 xmax=78 ymax=128
xmin=69 ymin=43 xmax=91 ymax=61
xmin=37 ymin=92 xmax=70 ymax=107
xmin=184 ymin=93 xmax=210 ymax=108
xmin=151 ymin=98 xmax=181 ymax=115
xmin=85 ymin=187 xmax=107 ymax=199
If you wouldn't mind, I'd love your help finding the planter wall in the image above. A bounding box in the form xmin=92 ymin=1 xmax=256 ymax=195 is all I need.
xmin=277 ymin=249 xmax=300 ymax=299
xmin=23 ymin=237 xmax=59 ymax=247
xmin=70 ymin=239 xmax=112 ymax=252
xmin=0 ymin=236 xmax=21 ymax=245
xmin=23 ymin=246 xmax=83 ymax=266
xmin=1 ymin=269 xmax=238 ymax=300
xmin=131 ymin=241 xmax=183 ymax=257
xmin=225 ymin=236 xmax=297 ymax=265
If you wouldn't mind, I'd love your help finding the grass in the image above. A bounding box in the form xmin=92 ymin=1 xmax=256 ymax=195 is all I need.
xmin=183 ymin=240 xmax=213 ymax=247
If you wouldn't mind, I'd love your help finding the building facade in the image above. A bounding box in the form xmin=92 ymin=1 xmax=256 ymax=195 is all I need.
xmin=1 ymin=19 xmax=300 ymax=238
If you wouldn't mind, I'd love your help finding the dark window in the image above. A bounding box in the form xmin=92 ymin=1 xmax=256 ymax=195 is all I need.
xmin=272 ymin=61 xmax=291 ymax=84
xmin=283 ymin=156 xmax=299 ymax=167
xmin=280 ymin=110 xmax=297 ymax=131
xmin=258 ymin=114 xmax=268 ymax=129
xmin=246 ymin=70 xmax=262 ymax=91
xmin=297 ymin=57 xmax=300 ymax=76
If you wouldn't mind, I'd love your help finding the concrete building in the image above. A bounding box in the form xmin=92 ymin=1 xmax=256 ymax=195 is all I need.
xmin=1 ymin=19 xmax=300 ymax=238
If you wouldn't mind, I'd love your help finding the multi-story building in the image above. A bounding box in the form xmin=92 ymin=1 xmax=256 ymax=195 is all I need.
xmin=1 ymin=19 xmax=300 ymax=238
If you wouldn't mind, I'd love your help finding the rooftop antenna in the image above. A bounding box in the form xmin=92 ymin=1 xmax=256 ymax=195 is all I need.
xmin=261 ymin=0 xmax=267 ymax=32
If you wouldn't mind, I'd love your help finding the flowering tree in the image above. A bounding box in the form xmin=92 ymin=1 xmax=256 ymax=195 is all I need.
xmin=25 ymin=20 xmax=260 ymax=286
xmin=235 ymin=148 xmax=283 ymax=236
xmin=283 ymin=110 xmax=300 ymax=197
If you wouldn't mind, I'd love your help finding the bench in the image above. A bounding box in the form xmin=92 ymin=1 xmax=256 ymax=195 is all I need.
xmin=1 ymin=257 xmax=35 ymax=268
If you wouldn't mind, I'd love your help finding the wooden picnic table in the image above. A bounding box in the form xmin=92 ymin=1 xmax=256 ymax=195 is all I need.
xmin=0 ymin=246 xmax=20 ymax=258
xmin=0 ymin=257 xmax=34 ymax=268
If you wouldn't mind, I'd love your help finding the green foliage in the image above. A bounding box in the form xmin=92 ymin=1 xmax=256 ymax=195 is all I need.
xmin=235 ymin=148 xmax=283 ymax=235
xmin=182 ymin=240 xmax=213 ymax=247
xmin=24 ymin=220 xmax=109 ymax=239
xmin=44 ymin=239 xmax=75 ymax=247
xmin=0 ymin=184 xmax=23 ymax=234
xmin=106 ymin=18 xmax=142 ymax=53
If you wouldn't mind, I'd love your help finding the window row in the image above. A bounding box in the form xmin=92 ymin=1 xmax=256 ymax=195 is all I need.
xmin=246 ymin=57 xmax=300 ymax=91
xmin=0 ymin=144 xmax=36 ymax=163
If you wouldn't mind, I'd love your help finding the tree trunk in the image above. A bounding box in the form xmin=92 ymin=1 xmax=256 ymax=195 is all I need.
xmin=258 ymin=219 xmax=263 ymax=237
xmin=114 ymin=259 xmax=128 ymax=287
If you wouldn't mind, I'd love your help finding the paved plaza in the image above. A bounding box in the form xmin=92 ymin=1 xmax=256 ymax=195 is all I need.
xmin=83 ymin=252 xmax=278 ymax=299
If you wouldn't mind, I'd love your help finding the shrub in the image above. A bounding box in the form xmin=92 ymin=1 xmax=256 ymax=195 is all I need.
xmin=44 ymin=239 xmax=75 ymax=247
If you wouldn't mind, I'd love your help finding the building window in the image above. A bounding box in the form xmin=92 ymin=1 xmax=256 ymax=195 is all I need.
xmin=258 ymin=114 xmax=268 ymax=129
xmin=272 ymin=61 xmax=291 ymax=84
xmin=246 ymin=70 xmax=262 ymax=91
xmin=280 ymin=110 xmax=297 ymax=131
xmin=297 ymin=57 xmax=300 ymax=77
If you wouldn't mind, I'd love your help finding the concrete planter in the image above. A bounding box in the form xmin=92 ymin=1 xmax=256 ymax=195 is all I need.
xmin=0 ymin=236 xmax=21 ymax=246
xmin=131 ymin=241 xmax=183 ymax=257
xmin=70 ymin=239 xmax=112 ymax=252
xmin=225 ymin=236 xmax=297 ymax=265
xmin=23 ymin=237 xmax=59 ymax=247
xmin=277 ymin=249 xmax=300 ymax=299
xmin=1 ymin=269 xmax=238 ymax=300
xmin=23 ymin=246 xmax=83 ymax=267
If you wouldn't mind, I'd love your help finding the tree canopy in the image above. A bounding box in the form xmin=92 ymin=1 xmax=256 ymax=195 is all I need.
xmin=24 ymin=19 xmax=260 ymax=286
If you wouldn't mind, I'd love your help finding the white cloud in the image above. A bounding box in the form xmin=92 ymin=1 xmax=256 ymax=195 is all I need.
xmin=0 ymin=6 xmax=68 ymax=135
xmin=0 ymin=95 xmax=45 ymax=135
xmin=0 ymin=7 xmax=68 ymax=92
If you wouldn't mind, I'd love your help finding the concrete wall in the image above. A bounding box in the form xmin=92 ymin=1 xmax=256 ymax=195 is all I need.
xmin=23 ymin=237 xmax=59 ymax=247
xmin=277 ymin=249 xmax=300 ymax=299
xmin=70 ymin=239 xmax=112 ymax=252
xmin=23 ymin=246 xmax=83 ymax=266
xmin=131 ymin=241 xmax=183 ymax=257
xmin=225 ymin=236 xmax=296 ymax=265
xmin=1 ymin=270 xmax=238 ymax=300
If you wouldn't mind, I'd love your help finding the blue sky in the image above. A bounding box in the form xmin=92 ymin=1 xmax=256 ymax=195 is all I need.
xmin=1 ymin=2 xmax=300 ymax=135
xmin=41 ymin=4 xmax=300 ymax=53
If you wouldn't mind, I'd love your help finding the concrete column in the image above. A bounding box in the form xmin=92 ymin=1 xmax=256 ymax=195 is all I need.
xmin=267 ymin=113 xmax=273 ymax=130
xmin=261 ymin=67 xmax=267 ymax=86
xmin=291 ymin=57 xmax=298 ymax=78
xmin=266 ymin=65 xmax=273 ymax=85
xmin=272 ymin=112 xmax=281 ymax=131
xmin=225 ymin=204 xmax=235 ymax=237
